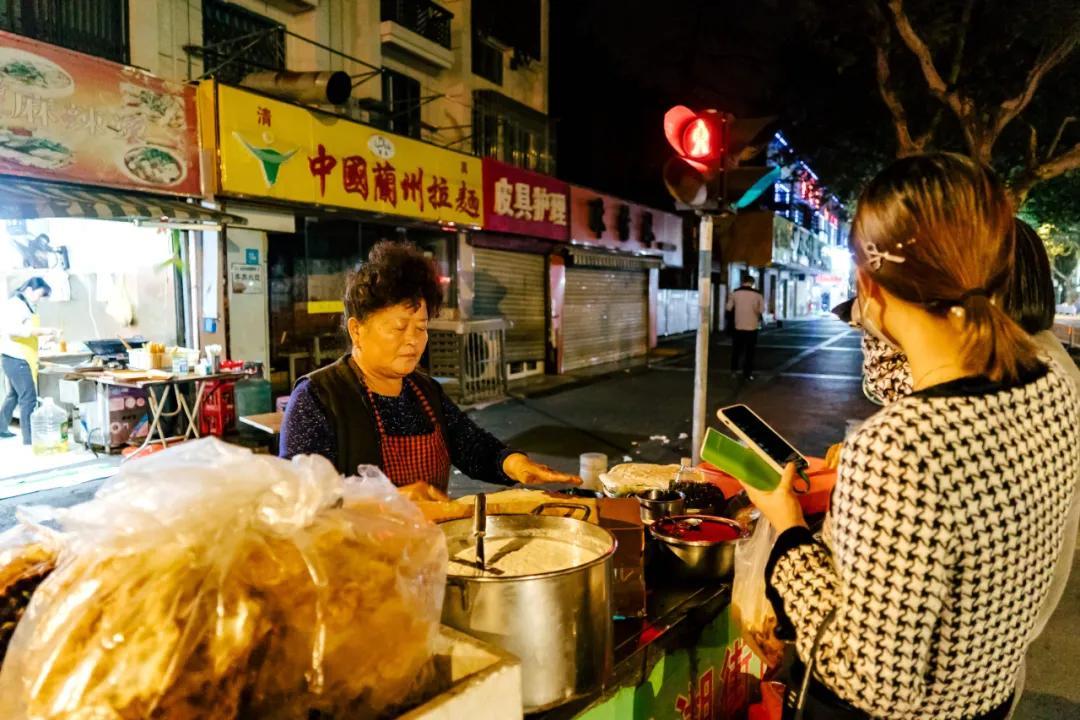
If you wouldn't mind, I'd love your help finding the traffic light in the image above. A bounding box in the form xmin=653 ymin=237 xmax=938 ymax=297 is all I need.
xmin=663 ymin=106 xmax=778 ymax=210
xmin=663 ymin=106 xmax=729 ymax=176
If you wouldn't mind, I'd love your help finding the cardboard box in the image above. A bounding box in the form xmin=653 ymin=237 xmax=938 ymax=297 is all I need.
xmin=598 ymin=498 xmax=647 ymax=618
xmin=398 ymin=626 xmax=522 ymax=719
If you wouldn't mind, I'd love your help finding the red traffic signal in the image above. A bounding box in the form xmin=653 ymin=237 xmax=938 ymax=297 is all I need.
xmin=664 ymin=106 xmax=729 ymax=175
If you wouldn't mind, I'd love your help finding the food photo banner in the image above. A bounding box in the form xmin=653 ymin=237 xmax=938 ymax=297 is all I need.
xmin=0 ymin=30 xmax=200 ymax=196
xmin=213 ymin=84 xmax=484 ymax=226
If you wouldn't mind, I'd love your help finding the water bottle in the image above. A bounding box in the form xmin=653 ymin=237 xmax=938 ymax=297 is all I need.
xmin=674 ymin=456 xmax=702 ymax=484
xmin=31 ymin=397 xmax=69 ymax=455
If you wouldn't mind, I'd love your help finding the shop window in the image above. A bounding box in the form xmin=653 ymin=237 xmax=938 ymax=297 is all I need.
xmin=202 ymin=0 xmax=285 ymax=86
xmin=0 ymin=0 xmax=128 ymax=63
xmin=381 ymin=68 xmax=422 ymax=139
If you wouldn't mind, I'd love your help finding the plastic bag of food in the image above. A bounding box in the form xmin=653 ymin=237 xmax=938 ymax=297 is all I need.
xmin=731 ymin=516 xmax=785 ymax=668
xmin=0 ymin=521 xmax=60 ymax=664
xmin=0 ymin=438 xmax=447 ymax=720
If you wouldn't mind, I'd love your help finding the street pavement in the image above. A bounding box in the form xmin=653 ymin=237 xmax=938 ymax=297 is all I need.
xmin=0 ymin=316 xmax=1076 ymax=717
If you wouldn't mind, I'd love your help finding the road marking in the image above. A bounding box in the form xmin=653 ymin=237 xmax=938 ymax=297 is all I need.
xmin=772 ymin=329 xmax=855 ymax=374
xmin=779 ymin=372 xmax=862 ymax=381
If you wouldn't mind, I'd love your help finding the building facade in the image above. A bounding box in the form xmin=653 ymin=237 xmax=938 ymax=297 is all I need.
xmin=718 ymin=133 xmax=852 ymax=326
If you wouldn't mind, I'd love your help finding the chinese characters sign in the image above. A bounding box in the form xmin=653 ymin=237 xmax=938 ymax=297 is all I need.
xmin=214 ymin=84 xmax=483 ymax=225
xmin=569 ymin=185 xmax=684 ymax=268
xmin=0 ymin=31 xmax=200 ymax=195
xmin=481 ymin=157 xmax=569 ymax=241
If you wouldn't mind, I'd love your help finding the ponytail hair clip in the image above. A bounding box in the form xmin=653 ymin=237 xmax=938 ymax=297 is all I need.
xmin=863 ymin=238 xmax=914 ymax=271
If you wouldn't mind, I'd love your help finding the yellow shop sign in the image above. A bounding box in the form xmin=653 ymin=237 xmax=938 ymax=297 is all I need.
xmin=209 ymin=83 xmax=483 ymax=225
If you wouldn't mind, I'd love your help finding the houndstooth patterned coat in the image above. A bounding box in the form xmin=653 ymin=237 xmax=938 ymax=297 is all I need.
xmin=766 ymin=363 xmax=1080 ymax=719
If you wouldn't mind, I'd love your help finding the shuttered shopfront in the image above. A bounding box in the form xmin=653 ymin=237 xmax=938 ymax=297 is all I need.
xmin=562 ymin=260 xmax=650 ymax=371
xmin=473 ymin=247 xmax=547 ymax=372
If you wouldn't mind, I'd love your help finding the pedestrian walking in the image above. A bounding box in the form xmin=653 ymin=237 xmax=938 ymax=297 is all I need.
xmin=726 ymin=274 xmax=764 ymax=379
xmin=739 ymin=153 xmax=1080 ymax=719
xmin=1 ymin=277 xmax=54 ymax=444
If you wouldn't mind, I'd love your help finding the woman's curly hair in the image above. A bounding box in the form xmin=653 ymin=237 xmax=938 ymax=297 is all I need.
xmin=344 ymin=241 xmax=443 ymax=324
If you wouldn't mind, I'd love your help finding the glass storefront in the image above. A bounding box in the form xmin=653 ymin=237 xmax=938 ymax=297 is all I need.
xmin=267 ymin=216 xmax=455 ymax=392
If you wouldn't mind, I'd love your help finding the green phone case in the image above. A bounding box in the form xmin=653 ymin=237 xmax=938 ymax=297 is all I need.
xmin=700 ymin=427 xmax=781 ymax=491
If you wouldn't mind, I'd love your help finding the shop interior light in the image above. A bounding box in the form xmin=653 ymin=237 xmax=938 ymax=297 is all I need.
xmin=133 ymin=220 xmax=224 ymax=232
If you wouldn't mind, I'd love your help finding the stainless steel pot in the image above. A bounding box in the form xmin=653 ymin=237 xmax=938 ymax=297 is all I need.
xmin=648 ymin=515 xmax=745 ymax=580
xmin=441 ymin=506 xmax=616 ymax=713
xmin=635 ymin=489 xmax=686 ymax=524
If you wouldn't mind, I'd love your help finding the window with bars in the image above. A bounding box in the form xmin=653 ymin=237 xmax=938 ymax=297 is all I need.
xmin=202 ymin=0 xmax=285 ymax=85
xmin=473 ymin=90 xmax=554 ymax=174
xmin=0 ymin=0 xmax=128 ymax=63
xmin=381 ymin=68 xmax=421 ymax=139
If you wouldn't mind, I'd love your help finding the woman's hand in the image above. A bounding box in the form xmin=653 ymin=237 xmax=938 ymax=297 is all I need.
xmin=397 ymin=481 xmax=449 ymax=503
xmin=502 ymin=453 xmax=582 ymax=486
xmin=739 ymin=462 xmax=807 ymax=533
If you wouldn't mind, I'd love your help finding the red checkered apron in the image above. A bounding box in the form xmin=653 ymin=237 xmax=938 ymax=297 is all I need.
xmin=366 ymin=378 xmax=451 ymax=493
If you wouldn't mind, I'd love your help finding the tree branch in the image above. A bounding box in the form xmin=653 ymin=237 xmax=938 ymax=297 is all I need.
xmin=1025 ymin=122 xmax=1039 ymax=171
xmin=993 ymin=19 xmax=1080 ymax=142
xmin=1047 ymin=116 xmax=1078 ymax=161
xmin=920 ymin=0 xmax=975 ymax=146
xmin=873 ymin=25 xmax=919 ymax=155
xmin=1010 ymin=140 xmax=1080 ymax=205
xmin=886 ymin=0 xmax=979 ymax=153
xmin=887 ymin=0 xmax=950 ymax=99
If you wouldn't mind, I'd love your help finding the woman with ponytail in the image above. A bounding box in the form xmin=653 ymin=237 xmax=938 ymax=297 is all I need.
xmin=740 ymin=153 xmax=1080 ymax=719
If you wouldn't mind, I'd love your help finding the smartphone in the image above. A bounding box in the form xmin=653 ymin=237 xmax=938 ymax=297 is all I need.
xmin=716 ymin=404 xmax=806 ymax=474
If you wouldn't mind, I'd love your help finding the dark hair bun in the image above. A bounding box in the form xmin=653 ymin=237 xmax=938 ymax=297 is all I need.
xmin=344 ymin=241 xmax=443 ymax=324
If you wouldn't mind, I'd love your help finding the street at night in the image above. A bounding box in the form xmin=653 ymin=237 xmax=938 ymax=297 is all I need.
xmin=0 ymin=1 xmax=1078 ymax=718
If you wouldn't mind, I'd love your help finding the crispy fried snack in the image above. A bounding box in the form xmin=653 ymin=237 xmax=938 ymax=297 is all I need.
xmin=0 ymin=533 xmax=57 ymax=664
xmin=0 ymin=441 xmax=446 ymax=720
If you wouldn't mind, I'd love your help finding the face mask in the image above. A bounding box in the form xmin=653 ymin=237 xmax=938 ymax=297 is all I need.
xmin=854 ymin=293 xmax=901 ymax=352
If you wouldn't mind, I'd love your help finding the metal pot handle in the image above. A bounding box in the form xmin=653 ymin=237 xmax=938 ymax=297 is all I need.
xmin=530 ymin=502 xmax=592 ymax=521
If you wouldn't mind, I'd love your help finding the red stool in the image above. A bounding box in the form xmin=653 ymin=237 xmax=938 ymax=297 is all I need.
xmin=199 ymin=381 xmax=237 ymax=437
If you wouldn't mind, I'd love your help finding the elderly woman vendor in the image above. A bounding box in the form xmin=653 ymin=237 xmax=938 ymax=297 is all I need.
xmin=281 ymin=241 xmax=578 ymax=499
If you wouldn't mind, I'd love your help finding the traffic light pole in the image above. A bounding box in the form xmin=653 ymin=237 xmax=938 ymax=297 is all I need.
xmin=691 ymin=212 xmax=714 ymax=466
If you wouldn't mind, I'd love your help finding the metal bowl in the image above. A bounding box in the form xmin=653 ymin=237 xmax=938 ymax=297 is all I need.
xmin=648 ymin=515 xmax=746 ymax=580
xmin=634 ymin=489 xmax=686 ymax=524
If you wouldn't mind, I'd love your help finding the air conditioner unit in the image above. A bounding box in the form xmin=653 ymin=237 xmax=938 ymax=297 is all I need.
xmin=261 ymin=0 xmax=317 ymax=14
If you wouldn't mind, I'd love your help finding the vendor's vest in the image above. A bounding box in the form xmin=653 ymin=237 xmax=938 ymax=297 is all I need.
xmin=298 ymin=355 xmax=447 ymax=478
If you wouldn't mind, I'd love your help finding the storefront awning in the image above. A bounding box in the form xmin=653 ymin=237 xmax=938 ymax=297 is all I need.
xmin=0 ymin=179 xmax=246 ymax=228
xmin=566 ymin=246 xmax=663 ymax=271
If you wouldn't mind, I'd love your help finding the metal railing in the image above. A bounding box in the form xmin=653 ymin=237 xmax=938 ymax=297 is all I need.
xmin=380 ymin=0 xmax=453 ymax=50
xmin=0 ymin=0 xmax=128 ymax=63
xmin=427 ymin=318 xmax=507 ymax=405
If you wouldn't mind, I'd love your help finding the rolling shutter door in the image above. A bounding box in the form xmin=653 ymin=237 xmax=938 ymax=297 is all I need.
xmin=473 ymin=248 xmax=546 ymax=363
xmin=562 ymin=267 xmax=648 ymax=371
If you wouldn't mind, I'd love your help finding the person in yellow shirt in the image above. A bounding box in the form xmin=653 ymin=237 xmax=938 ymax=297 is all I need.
xmin=1 ymin=277 xmax=55 ymax=443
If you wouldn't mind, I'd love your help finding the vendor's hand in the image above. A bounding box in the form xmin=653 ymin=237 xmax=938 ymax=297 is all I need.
xmin=32 ymin=327 xmax=58 ymax=337
xmin=739 ymin=462 xmax=807 ymax=534
xmin=502 ymin=453 xmax=582 ymax=486
xmin=397 ymin=482 xmax=449 ymax=503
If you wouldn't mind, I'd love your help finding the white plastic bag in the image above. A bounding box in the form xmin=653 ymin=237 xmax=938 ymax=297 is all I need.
xmin=0 ymin=438 xmax=447 ymax=719
xmin=731 ymin=516 xmax=785 ymax=668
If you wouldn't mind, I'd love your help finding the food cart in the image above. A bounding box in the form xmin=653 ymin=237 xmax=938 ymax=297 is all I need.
xmin=0 ymin=441 xmax=838 ymax=719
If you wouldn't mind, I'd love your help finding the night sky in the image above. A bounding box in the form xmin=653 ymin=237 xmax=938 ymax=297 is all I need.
xmin=549 ymin=0 xmax=1080 ymax=211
